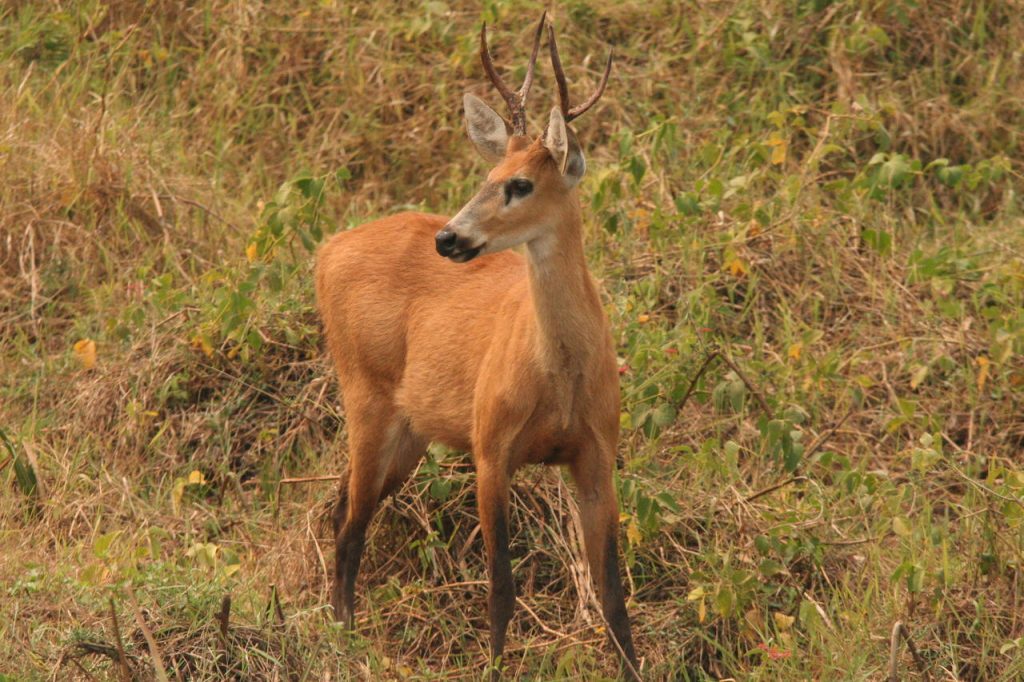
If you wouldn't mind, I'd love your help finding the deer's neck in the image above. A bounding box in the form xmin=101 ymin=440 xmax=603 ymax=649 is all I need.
xmin=524 ymin=195 xmax=603 ymax=379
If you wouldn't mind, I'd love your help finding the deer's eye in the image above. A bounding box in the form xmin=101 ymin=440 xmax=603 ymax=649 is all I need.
xmin=504 ymin=178 xmax=533 ymax=204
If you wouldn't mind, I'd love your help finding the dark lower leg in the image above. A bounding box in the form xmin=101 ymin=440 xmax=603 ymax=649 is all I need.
xmin=332 ymin=421 xmax=423 ymax=627
xmin=571 ymin=463 xmax=639 ymax=678
xmin=332 ymin=458 xmax=383 ymax=628
xmin=488 ymin=514 xmax=514 ymax=663
xmin=478 ymin=471 xmax=514 ymax=678
xmin=334 ymin=499 xmax=374 ymax=629
xmin=598 ymin=528 xmax=639 ymax=676
xmin=331 ymin=471 xmax=350 ymax=620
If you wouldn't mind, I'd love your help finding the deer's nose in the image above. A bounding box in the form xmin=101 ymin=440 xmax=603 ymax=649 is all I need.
xmin=435 ymin=228 xmax=458 ymax=257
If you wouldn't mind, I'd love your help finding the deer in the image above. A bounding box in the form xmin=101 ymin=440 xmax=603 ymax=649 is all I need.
xmin=314 ymin=13 xmax=639 ymax=680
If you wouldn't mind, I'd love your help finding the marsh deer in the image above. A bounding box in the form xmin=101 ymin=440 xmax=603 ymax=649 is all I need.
xmin=315 ymin=14 xmax=639 ymax=679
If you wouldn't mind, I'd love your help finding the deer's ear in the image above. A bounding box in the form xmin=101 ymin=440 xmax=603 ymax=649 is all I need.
xmin=464 ymin=94 xmax=510 ymax=162
xmin=543 ymin=107 xmax=586 ymax=188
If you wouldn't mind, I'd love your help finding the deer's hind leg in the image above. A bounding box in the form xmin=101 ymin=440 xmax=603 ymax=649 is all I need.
xmin=568 ymin=451 xmax=639 ymax=679
xmin=332 ymin=389 xmax=425 ymax=628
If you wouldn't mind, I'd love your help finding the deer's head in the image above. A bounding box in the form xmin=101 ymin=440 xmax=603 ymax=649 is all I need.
xmin=435 ymin=15 xmax=611 ymax=262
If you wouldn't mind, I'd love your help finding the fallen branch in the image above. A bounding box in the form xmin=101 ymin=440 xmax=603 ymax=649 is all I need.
xmin=278 ymin=475 xmax=342 ymax=485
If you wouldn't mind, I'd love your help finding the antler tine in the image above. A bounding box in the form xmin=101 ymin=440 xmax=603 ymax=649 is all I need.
xmin=567 ymin=51 xmax=612 ymax=122
xmin=480 ymin=22 xmax=517 ymax=108
xmin=547 ymin=23 xmax=613 ymax=124
xmin=519 ymin=13 xmax=546 ymax=107
xmin=547 ymin=24 xmax=571 ymax=119
xmin=479 ymin=13 xmax=547 ymax=136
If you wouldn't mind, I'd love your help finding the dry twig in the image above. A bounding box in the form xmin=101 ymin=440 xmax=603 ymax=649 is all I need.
xmin=126 ymin=587 xmax=172 ymax=682
xmin=107 ymin=598 xmax=132 ymax=682
xmin=718 ymin=351 xmax=775 ymax=419
xmin=888 ymin=621 xmax=932 ymax=682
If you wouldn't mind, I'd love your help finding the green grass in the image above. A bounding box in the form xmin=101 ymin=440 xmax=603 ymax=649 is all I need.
xmin=2 ymin=1 xmax=1023 ymax=680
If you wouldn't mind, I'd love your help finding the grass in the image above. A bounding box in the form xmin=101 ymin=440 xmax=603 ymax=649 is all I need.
xmin=2 ymin=0 xmax=1023 ymax=679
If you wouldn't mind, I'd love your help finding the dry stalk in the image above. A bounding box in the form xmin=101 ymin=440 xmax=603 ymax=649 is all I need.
xmin=889 ymin=621 xmax=932 ymax=682
xmin=106 ymin=598 xmax=132 ymax=682
xmin=126 ymin=586 xmax=172 ymax=682
xmin=744 ymin=476 xmax=808 ymax=504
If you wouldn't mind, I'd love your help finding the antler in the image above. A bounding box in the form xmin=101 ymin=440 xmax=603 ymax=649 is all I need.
xmin=479 ymin=13 xmax=546 ymax=136
xmin=547 ymin=24 xmax=613 ymax=124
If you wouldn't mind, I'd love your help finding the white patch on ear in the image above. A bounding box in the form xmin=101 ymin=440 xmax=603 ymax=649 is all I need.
xmin=543 ymin=107 xmax=569 ymax=173
xmin=464 ymin=94 xmax=510 ymax=162
xmin=544 ymin=108 xmax=586 ymax=189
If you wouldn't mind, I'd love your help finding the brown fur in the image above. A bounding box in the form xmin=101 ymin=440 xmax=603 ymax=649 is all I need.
xmin=315 ymin=135 xmax=638 ymax=678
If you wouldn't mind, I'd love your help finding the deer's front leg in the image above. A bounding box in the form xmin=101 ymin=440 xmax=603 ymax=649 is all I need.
xmin=476 ymin=462 xmax=514 ymax=679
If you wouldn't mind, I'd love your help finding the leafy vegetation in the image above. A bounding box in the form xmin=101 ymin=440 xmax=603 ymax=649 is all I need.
xmin=2 ymin=1 xmax=1023 ymax=679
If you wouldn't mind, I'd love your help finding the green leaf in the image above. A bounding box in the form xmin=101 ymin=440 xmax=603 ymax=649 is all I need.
xmin=2 ymin=429 xmax=39 ymax=502
xmin=714 ymin=586 xmax=735 ymax=616
xmin=1000 ymin=639 xmax=1022 ymax=655
xmin=754 ymin=535 xmax=772 ymax=554
xmin=879 ymin=153 xmax=913 ymax=187
xmin=295 ymin=176 xmax=324 ymax=200
xmin=936 ymin=164 xmax=966 ymax=187
xmin=627 ymin=156 xmax=646 ymax=185
xmin=783 ymin=440 xmax=804 ymax=472
xmin=655 ymin=491 xmax=681 ymax=513
xmin=674 ymin=193 xmax=701 ymax=215
xmin=93 ymin=531 xmax=120 ymax=559
xmin=861 ymin=228 xmax=892 ymax=256
xmin=892 ymin=516 xmax=912 ymax=537
xmin=636 ymin=493 xmax=654 ymax=527
xmin=723 ymin=440 xmax=741 ymax=468
xmin=799 ymin=599 xmax=822 ymax=635
xmin=728 ymin=379 xmax=746 ymax=412
xmin=428 ymin=478 xmax=451 ymax=501
xmin=652 ymin=403 xmax=677 ymax=430
xmin=783 ymin=405 xmax=808 ymax=424
xmin=13 ymin=455 xmax=38 ymax=498
xmin=909 ymin=364 xmax=929 ymax=389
